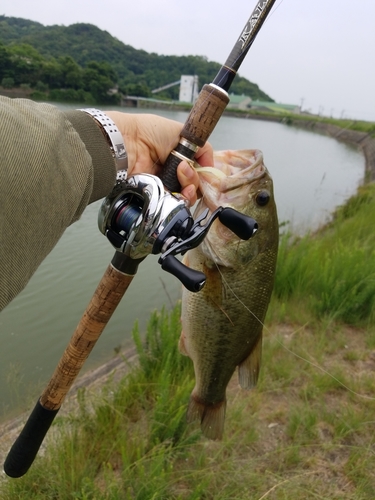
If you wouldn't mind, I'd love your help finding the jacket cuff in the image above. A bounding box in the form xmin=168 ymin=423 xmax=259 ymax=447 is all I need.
xmin=64 ymin=109 xmax=116 ymax=203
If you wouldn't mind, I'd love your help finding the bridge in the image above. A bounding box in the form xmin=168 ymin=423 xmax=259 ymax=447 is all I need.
xmin=151 ymin=80 xmax=181 ymax=94
xmin=120 ymin=95 xmax=188 ymax=109
xmin=151 ymin=75 xmax=199 ymax=103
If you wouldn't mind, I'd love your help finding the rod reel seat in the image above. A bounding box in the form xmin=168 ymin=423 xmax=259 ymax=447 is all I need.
xmin=98 ymin=173 xmax=258 ymax=292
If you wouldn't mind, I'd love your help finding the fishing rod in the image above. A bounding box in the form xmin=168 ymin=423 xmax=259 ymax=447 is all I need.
xmin=4 ymin=0 xmax=276 ymax=478
xmin=161 ymin=0 xmax=277 ymax=192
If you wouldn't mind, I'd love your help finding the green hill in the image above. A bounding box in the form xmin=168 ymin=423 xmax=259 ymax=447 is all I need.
xmin=0 ymin=15 xmax=273 ymax=102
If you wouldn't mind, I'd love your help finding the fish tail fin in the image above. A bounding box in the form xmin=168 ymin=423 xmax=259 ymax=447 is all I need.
xmin=238 ymin=332 xmax=262 ymax=389
xmin=187 ymin=392 xmax=226 ymax=440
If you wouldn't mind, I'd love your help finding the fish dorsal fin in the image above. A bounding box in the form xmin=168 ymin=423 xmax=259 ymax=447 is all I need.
xmin=238 ymin=333 xmax=263 ymax=389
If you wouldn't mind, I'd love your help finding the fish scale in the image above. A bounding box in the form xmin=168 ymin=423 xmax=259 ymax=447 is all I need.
xmin=180 ymin=149 xmax=278 ymax=440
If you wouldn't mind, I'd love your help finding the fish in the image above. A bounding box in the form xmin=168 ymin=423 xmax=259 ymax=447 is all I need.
xmin=179 ymin=149 xmax=279 ymax=440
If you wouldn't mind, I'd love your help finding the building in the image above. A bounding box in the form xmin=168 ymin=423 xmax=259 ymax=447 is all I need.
xmin=179 ymin=75 xmax=199 ymax=103
xmin=250 ymin=100 xmax=301 ymax=114
xmin=228 ymin=93 xmax=252 ymax=110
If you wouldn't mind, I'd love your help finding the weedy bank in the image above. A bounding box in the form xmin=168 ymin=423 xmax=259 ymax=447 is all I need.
xmin=1 ymin=184 xmax=375 ymax=499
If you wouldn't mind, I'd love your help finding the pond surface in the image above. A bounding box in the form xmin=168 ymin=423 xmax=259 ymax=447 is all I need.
xmin=0 ymin=107 xmax=364 ymax=420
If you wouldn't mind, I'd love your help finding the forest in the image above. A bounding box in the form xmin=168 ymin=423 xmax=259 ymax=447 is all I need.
xmin=0 ymin=15 xmax=274 ymax=104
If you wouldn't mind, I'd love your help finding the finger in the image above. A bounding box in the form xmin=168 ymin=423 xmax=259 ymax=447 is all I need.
xmin=181 ymin=184 xmax=197 ymax=206
xmin=195 ymin=141 xmax=214 ymax=167
xmin=177 ymin=161 xmax=199 ymax=191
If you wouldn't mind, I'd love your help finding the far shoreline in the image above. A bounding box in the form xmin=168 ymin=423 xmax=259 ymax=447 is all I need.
xmin=1 ymin=87 xmax=374 ymax=182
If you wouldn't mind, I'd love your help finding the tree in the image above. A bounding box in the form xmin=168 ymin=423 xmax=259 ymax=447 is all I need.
xmin=0 ymin=43 xmax=12 ymax=80
xmin=83 ymin=61 xmax=119 ymax=103
xmin=120 ymin=82 xmax=151 ymax=98
xmin=58 ymin=56 xmax=83 ymax=89
xmin=0 ymin=16 xmax=274 ymax=102
xmin=1 ymin=77 xmax=14 ymax=88
xmin=7 ymin=44 xmax=44 ymax=86
xmin=42 ymin=59 xmax=63 ymax=89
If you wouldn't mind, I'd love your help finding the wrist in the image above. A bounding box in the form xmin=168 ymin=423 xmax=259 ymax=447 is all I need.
xmin=79 ymin=108 xmax=128 ymax=175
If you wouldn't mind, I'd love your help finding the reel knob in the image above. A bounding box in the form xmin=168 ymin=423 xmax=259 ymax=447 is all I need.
xmin=160 ymin=255 xmax=206 ymax=292
xmin=219 ymin=207 xmax=258 ymax=240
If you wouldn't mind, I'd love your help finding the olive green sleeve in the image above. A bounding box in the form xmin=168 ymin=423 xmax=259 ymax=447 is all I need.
xmin=0 ymin=97 xmax=116 ymax=311
xmin=63 ymin=109 xmax=116 ymax=203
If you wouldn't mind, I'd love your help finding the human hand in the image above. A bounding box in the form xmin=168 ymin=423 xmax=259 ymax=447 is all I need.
xmin=106 ymin=111 xmax=214 ymax=205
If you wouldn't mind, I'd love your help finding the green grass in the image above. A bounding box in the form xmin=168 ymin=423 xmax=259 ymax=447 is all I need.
xmin=287 ymin=114 xmax=375 ymax=135
xmin=274 ymin=183 xmax=375 ymax=325
xmin=2 ymin=185 xmax=375 ymax=499
xmin=226 ymin=108 xmax=375 ymax=135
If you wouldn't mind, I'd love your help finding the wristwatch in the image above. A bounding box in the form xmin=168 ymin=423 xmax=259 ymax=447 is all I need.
xmin=79 ymin=108 xmax=128 ymax=176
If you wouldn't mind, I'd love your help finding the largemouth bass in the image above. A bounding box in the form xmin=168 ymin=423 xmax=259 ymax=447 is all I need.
xmin=180 ymin=149 xmax=278 ymax=440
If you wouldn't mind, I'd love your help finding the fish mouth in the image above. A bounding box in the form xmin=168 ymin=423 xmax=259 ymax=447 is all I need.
xmin=195 ymin=149 xmax=267 ymax=192
xmin=192 ymin=149 xmax=274 ymax=267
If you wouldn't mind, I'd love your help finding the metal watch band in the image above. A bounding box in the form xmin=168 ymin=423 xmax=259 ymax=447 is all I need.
xmin=79 ymin=108 xmax=128 ymax=176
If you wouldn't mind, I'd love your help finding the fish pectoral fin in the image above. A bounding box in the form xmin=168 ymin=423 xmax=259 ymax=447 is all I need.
xmin=178 ymin=331 xmax=189 ymax=356
xmin=187 ymin=392 xmax=226 ymax=441
xmin=238 ymin=333 xmax=262 ymax=389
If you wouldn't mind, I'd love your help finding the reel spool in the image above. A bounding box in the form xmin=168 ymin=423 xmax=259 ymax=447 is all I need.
xmin=98 ymin=173 xmax=258 ymax=292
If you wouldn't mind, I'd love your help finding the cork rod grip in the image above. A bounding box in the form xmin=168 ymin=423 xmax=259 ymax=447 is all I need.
xmin=180 ymin=84 xmax=230 ymax=146
xmin=40 ymin=264 xmax=134 ymax=409
xmin=161 ymin=84 xmax=229 ymax=192
xmin=4 ymin=263 xmax=134 ymax=478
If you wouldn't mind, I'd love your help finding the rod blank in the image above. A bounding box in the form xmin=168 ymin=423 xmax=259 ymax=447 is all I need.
xmin=161 ymin=0 xmax=277 ymax=192
xmin=4 ymin=259 xmax=135 ymax=477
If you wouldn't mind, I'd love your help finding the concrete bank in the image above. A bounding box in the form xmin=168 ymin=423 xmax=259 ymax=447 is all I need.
xmin=1 ymin=89 xmax=374 ymax=181
xmin=286 ymin=119 xmax=375 ymax=183
xmin=223 ymin=110 xmax=375 ymax=184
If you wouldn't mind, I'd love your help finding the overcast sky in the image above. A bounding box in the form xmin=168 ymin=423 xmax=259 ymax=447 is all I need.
xmin=1 ymin=0 xmax=374 ymax=122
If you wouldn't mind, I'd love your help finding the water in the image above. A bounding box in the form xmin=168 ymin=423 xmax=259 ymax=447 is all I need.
xmin=0 ymin=107 xmax=364 ymax=420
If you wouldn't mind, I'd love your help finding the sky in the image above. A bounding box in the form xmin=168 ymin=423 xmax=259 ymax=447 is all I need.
xmin=1 ymin=0 xmax=374 ymax=122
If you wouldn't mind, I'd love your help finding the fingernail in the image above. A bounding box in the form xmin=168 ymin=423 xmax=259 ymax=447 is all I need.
xmin=184 ymin=184 xmax=196 ymax=202
xmin=181 ymin=162 xmax=194 ymax=179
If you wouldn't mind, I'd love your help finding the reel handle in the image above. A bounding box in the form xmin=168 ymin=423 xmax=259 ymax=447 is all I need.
xmin=160 ymin=254 xmax=206 ymax=292
xmin=161 ymin=84 xmax=229 ymax=193
xmin=219 ymin=207 xmax=258 ymax=240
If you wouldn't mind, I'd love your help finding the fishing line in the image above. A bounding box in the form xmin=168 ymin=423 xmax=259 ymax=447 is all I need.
xmin=129 ymin=0 xmax=375 ymax=401
xmin=271 ymin=336 xmax=375 ymax=401
xmin=197 ymin=183 xmax=375 ymax=402
xmin=147 ymin=0 xmax=285 ymax=174
xmin=150 ymin=0 xmax=374 ymax=402
xmin=220 ymin=268 xmax=375 ymax=401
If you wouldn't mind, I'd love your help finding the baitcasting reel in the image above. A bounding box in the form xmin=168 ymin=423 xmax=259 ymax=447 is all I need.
xmin=98 ymin=173 xmax=258 ymax=292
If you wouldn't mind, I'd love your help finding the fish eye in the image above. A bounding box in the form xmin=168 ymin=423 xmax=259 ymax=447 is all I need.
xmin=255 ymin=190 xmax=270 ymax=206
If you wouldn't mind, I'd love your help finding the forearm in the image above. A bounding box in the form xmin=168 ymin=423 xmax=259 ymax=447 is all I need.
xmin=63 ymin=109 xmax=117 ymax=203
xmin=0 ymin=97 xmax=116 ymax=311
xmin=0 ymin=97 xmax=204 ymax=311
